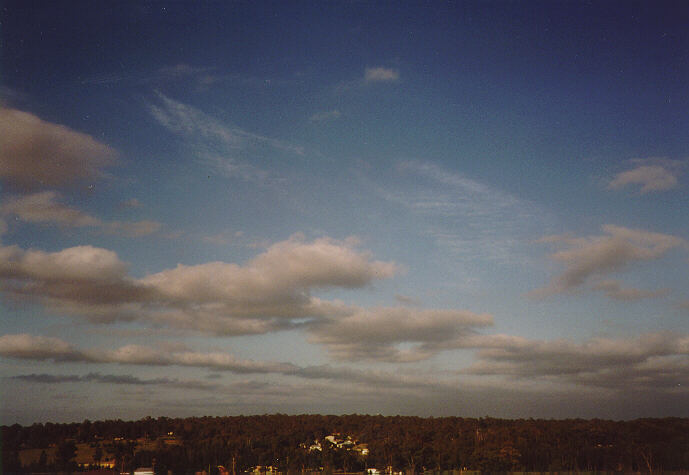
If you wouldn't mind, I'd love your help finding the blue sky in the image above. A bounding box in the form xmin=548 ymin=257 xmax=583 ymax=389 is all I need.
xmin=1 ymin=1 xmax=689 ymax=424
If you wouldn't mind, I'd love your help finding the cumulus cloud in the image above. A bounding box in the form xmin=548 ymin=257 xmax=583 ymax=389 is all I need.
xmin=309 ymin=306 xmax=493 ymax=362
xmin=0 ymin=244 xmax=152 ymax=322
xmin=0 ymin=236 xmax=398 ymax=333
xmin=0 ymin=191 xmax=161 ymax=236
xmin=591 ymin=280 xmax=669 ymax=301
xmin=140 ymin=235 xmax=397 ymax=319
xmin=364 ymin=67 xmax=400 ymax=82
xmin=608 ymin=159 xmax=684 ymax=194
xmin=0 ymin=107 xmax=116 ymax=190
xmin=531 ymin=225 xmax=686 ymax=297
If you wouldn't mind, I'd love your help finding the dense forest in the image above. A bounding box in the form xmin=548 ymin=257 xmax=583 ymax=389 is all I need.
xmin=3 ymin=415 xmax=689 ymax=474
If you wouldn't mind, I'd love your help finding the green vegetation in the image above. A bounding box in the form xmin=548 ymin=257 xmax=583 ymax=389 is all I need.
xmin=3 ymin=415 xmax=689 ymax=473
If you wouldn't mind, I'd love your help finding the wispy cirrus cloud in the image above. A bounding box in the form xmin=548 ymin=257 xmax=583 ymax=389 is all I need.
xmin=375 ymin=160 xmax=549 ymax=263
xmin=148 ymin=92 xmax=304 ymax=183
xmin=608 ymin=158 xmax=684 ymax=194
xmin=530 ymin=225 xmax=686 ymax=298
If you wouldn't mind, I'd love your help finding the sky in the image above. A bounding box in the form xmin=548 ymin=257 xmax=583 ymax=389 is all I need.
xmin=1 ymin=1 xmax=689 ymax=424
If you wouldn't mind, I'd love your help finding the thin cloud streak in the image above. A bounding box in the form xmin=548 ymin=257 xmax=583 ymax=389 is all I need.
xmin=608 ymin=158 xmax=684 ymax=194
xmin=1 ymin=191 xmax=161 ymax=237
xmin=8 ymin=372 xmax=220 ymax=391
xmin=4 ymin=330 xmax=689 ymax=397
xmin=148 ymin=92 xmax=304 ymax=183
xmin=376 ymin=160 xmax=549 ymax=263
xmin=531 ymin=225 xmax=687 ymax=298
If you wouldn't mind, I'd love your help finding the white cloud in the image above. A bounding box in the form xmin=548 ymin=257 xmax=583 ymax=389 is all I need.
xmin=10 ymin=372 xmax=222 ymax=391
xmin=0 ymin=236 xmax=398 ymax=333
xmin=2 ymin=191 xmax=100 ymax=227
xmin=0 ymin=244 xmax=128 ymax=282
xmin=5 ymin=330 xmax=689 ymax=397
xmin=608 ymin=159 xmax=684 ymax=193
xmin=0 ymin=333 xmax=438 ymax=390
xmin=309 ymin=306 xmax=493 ymax=362
xmin=0 ymin=334 xmax=87 ymax=361
xmin=364 ymin=67 xmax=400 ymax=82
xmin=1 ymin=191 xmax=161 ymax=236
xmin=148 ymin=93 xmax=303 ymax=183
xmin=591 ymin=279 xmax=669 ymax=301
xmin=531 ymin=225 xmax=686 ymax=297
xmin=463 ymin=332 xmax=689 ymax=391
xmin=142 ymin=235 xmax=397 ymax=310
xmin=309 ymin=110 xmax=341 ymax=122
xmin=0 ymin=107 xmax=116 ymax=190
xmin=376 ymin=160 xmax=548 ymax=263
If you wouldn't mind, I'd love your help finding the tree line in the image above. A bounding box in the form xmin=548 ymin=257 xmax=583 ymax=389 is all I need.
xmin=3 ymin=415 xmax=689 ymax=473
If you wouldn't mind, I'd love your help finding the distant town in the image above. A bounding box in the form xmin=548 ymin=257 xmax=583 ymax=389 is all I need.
xmin=3 ymin=415 xmax=689 ymax=474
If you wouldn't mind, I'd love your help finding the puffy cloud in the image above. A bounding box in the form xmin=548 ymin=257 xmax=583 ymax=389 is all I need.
xmin=0 ymin=236 xmax=397 ymax=333
xmin=309 ymin=306 xmax=493 ymax=362
xmin=531 ymin=225 xmax=686 ymax=297
xmin=364 ymin=67 xmax=399 ymax=82
xmin=141 ymin=235 xmax=397 ymax=319
xmin=591 ymin=280 xmax=669 ymax=301
xmin=0 ymin=244 xmax=127 ymax=282
xmin=0 ymin=107 xmax=116 ymax=190
xmin=1 ymin=191 xmax=161 ymax=236
xmin=608 ymin=159 xmax=683 ymax=193
xmin=0 ymin=244 xmax=151 ymax=321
